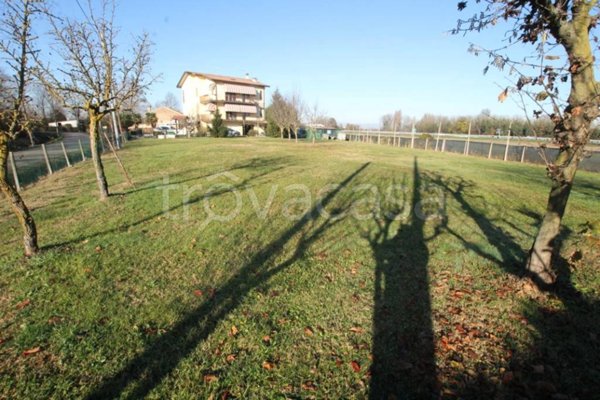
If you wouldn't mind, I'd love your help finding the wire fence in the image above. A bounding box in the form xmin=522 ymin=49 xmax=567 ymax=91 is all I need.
xmin=342 ymin=131 xmax=600 ymax=173
xmin=6 ymin=134 xmax=93 ymax=190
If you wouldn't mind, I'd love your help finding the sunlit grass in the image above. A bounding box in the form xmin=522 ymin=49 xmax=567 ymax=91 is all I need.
xmin=1 ymin=138 xmax=599 ymax=398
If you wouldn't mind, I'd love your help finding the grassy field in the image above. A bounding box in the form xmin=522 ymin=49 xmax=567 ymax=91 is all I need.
xmin=1 ymin=138 xmax=599 ymax=399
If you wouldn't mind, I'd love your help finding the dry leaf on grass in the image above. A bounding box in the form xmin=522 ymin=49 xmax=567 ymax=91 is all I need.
xmin=16 ymin=299 xmax=31 ymax=309
xmin=203 ymin=374 xmax=218 ymax=383
xmin=262 ymin=361 xmax=274 ymax=370
xmin=22 ymin=347 xmax=41 ymax=356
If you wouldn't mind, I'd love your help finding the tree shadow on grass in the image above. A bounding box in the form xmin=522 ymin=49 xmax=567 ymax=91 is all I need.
xmin=111 ymin=156 xmax=292 ymax=196
xmin=368 ymin=158 xmax=442 ymax=399
xmin=42 ymin=158 xmax=288 ymax=251
xmin=85 ymin=162 xmax=370 ymax=399
xmin=428 ymin=174 xmax=600 ymax=399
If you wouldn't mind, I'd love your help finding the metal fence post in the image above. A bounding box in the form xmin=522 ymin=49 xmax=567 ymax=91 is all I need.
xmin=79 ymin=139 xmax=86 ymax=161
xmin=61 ymin=142 xmax=72 ymax=167
xmin=8 ymin=151 xmax=21 ymax=192
xmin=41 ymin=143 xmax=53 ymax=175
xmin=435 ymin=121 xmax=441 ymax=151
xmin=521 ymin=146 xmax=526 ymax=163
xmin=504 ymin=121 xmax=512 ymax=162
xmin=425 ymin=138 xmax=429 ymax=150
xmin=488 ymin=141 xmax=494 ymax=159
xmin=442 ymin=139 xmax=446 ymax=152
xmin=465 ymin=121 xmax=472 ymax=155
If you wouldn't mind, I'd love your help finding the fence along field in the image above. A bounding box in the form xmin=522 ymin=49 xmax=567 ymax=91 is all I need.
xmin=6 ymin=133 xmax=94 ymax=190
xmin=343 ymin=131 xmax=600 ymax=173
xmin=7 ymin=130 xmax=599 ymax=191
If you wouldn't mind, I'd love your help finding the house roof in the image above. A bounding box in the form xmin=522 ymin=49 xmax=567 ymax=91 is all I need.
xmin=176 ymin=71 xmax=269 ymax=88
xmin=154 ymin=106 xmax=186 ymax=120
xmin=154 ymin=106 xmax=184 ymax=116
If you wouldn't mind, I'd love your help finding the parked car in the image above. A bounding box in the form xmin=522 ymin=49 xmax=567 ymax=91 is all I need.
xmin=226 ymin=128 xmax=241 ymax=137
xmin=154 ymin=126 xmax=176 ymax=135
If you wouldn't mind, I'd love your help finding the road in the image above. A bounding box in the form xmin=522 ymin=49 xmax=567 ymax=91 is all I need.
xmin=11 ymin=131 xmax=90 ymax=171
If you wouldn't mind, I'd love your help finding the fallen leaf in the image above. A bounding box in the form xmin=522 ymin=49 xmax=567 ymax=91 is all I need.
xmin=22 ymin=347 xmax=41 ymax=356
xmin=262 ymin=361 xmax=274 ymax=370
xmin=349 ymin=327 xmax=364 ymax=334
xmin=15 ymin=299 xmax=31 ymax=310
xmin=301 ymin=381 xmax=317 ymax=391
xmin=226 ymin=354 xmax=236 ymax=363
xmin=304 ymin=326 xmax=314 ymax=336
xmin=282 ymin=384 xmax=293 ymax=392
xmin=193 ymin=289 xmax=203 ymax=297
xmin=230 ymin=325 xmax=238 ymax=336
xmin=95 ymin=246 xmax=102 ymax=253
xmin=502 ymin=371 xmax=514 ymax=385
xmin=350 ymin=360 xmax=361 ymax=372
xmin=220 ymin=390 xmax=232 ymax=400
xmin=262 ymin=335 xmax=271 ymax=344
xmin=203 ymin=374 xmax=218 ymax=383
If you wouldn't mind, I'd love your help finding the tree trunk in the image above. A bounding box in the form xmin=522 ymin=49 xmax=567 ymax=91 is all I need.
xmin=525 ymin=149 xmax=581 ymax=284
xmin=280 ymin=126 xmax=284 ymax=139
xmin=0 ymin=134 xmax=38 ymax=256
xmin=89 ymin=114 xmax=110 ymax=200
xmin=526 ymin=14 xmax=598 ymax=285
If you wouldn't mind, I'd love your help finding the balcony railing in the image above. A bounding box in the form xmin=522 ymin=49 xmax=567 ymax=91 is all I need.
xmin=200 ymin=95 xmax=215 ymax=104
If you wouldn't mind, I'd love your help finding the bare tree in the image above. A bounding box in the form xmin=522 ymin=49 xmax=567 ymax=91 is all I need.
xmin=156 ymin=91 xmax=181 ymax=111
xmin=305 ymin=101 xmax=326 ymax=144
xmin=34 ymin=0 xmax=153 ymax=200
xmin=456 ymin=1 xmax=600 ymax=285
xmin=0 ymin=0 xmax=43 ymax=256
xmin=381 ymin=109 xmax=402 ymax=132
xmin=287 ymin=92 xmax=304 ymax=143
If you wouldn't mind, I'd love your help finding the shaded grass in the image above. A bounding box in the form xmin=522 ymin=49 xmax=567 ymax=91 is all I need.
xmin=0 ymin=138 xmax=599 ymax=399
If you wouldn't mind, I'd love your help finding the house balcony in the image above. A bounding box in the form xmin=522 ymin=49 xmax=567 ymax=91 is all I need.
xmin=200 ymin=95 xmax=215 ymax=104
xmin=223 ymin=98 xmax=259 ymax=105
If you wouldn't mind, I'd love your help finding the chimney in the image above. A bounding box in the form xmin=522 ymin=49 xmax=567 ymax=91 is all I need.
xmin=245 ymin=73 xmax=250 ymax=79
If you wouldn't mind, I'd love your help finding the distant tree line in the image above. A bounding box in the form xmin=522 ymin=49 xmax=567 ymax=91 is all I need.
xmin=377 ymin=109 xmax=600 ymax=138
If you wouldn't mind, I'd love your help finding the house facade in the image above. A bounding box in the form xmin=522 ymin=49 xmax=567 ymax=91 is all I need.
xmin=176 ymin=72 xmax=268 ymax=135
xmin=154 ymin=106 xmax=186 ymax=127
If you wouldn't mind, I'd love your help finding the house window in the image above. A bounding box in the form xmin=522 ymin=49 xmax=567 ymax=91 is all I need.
xmin=256 ymin=90 xmax=262 ymax=100
xmin=226 ymin=93 xmax=236 ymax=102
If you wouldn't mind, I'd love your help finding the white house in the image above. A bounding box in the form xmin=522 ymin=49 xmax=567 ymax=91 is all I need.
xmin=176 ymin=71 xmax=268 ymax=135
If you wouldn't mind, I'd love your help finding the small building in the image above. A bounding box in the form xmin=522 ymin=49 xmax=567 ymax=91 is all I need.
xmin=154 ymin=106 xmax=186 ymax=128
xmin=176 ymin=71 xmax=268 ymax=135
xmin=305 ymin=124 xmax=341 ymax=140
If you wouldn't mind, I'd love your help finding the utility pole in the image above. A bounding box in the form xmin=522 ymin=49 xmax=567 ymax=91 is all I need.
xmin=111 ymin=109 xmax=121 ymax=149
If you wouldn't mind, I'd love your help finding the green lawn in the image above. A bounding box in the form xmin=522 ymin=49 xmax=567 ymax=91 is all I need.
xmin=1 ymin=138 xmax=599 ymax=399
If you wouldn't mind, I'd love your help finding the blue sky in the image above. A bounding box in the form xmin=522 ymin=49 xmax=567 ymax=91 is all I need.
xmin=53 ymin=0 xmax=541 ymax=127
